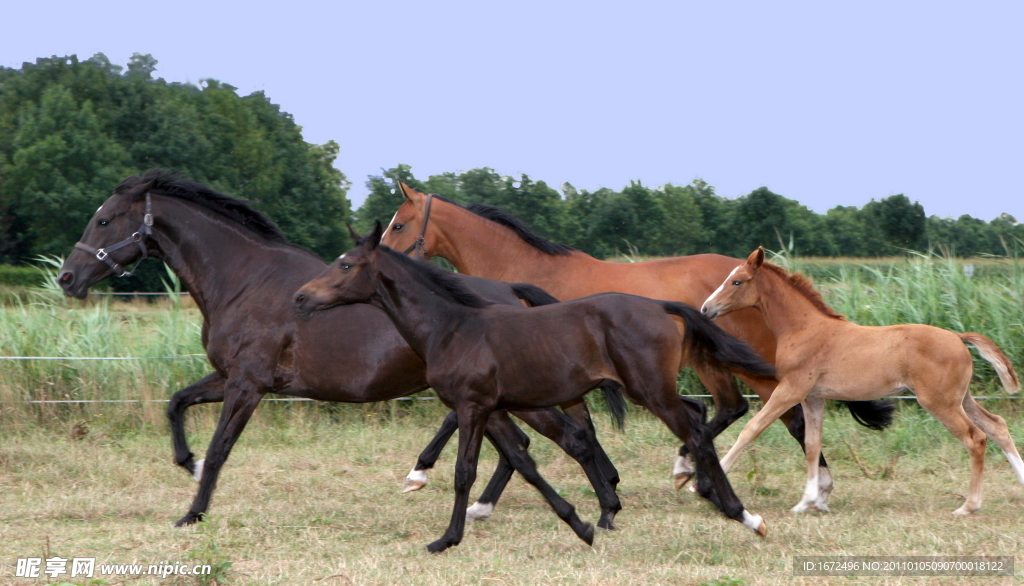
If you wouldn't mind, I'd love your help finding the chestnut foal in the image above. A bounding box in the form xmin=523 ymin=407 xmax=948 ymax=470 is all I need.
xmin=702 ymin=247 xmax=1023 ymax=515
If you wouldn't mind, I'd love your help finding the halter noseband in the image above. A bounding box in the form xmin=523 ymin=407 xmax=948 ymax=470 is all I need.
xmin=73 ymin=193 xmax=154 ymax=277
xmin=401 ymin=193 xmax=434 ymax=259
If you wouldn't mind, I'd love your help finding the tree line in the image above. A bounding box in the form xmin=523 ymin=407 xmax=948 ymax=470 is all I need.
xmin=1 ymin=54 xmax=1020 ymax=291
xmin=355 ymin=165 xmax=1024 ymax=260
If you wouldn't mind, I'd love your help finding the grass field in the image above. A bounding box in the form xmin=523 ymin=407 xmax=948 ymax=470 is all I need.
xmin=2 ymin=403 xmax=1023 ymax=585
xmin=1 ymin=253 xmax=1023 ymax=585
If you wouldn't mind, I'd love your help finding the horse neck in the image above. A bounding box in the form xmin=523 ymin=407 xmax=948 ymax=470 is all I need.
xmin=147 ymin=196 xmax=321 ymax=321
xmin=430 ymin=201 xmax=591 ymax=289
xmin=371 ymin=252 xmax=473 ymax=359
xmin=753 ymin=269 xmax=832 ymax=340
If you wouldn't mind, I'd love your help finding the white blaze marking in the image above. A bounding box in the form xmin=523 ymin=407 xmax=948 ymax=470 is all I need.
xmin=96 ymin=205 xmax=103 ymax=213
xmin=702 ymin=266 xmax=739 ymax=314
xmin=382 ymin=211 xmax=400 ymax=238
xmin=336 ymin=253 xmax=346 ymax=261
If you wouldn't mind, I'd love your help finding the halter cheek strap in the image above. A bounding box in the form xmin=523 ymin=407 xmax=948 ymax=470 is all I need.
xmin=73 ymin=193 xmax=154 ymax=278
xmin=402 ymin=193 xmax=434 ymax=259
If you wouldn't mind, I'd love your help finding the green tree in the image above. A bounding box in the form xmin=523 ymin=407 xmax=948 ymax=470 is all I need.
xmin=864 ymin=194 xmax=926 ymax=251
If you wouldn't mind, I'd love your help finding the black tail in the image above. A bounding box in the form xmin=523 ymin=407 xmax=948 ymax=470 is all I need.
xmin=660 ymin=301 xmax=776 ymax=378
xmin=512 ymin=282 xmax=560 ymax=307
xmin=843 ymin=400 xmax=896 ymax=431
xmin=599 ymin=383 xmax=628 ymax=430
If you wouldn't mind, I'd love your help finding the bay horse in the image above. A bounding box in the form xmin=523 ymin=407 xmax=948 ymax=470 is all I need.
xmin=294 ymin=222 xmax=777 ymax=552
xmin=701 ymin=247 xmax=1024 ymax=514
xmin=55 ymin=170 xmax=624 ymax=532
xmin=381 ymin=183 xmax=892 ymax=505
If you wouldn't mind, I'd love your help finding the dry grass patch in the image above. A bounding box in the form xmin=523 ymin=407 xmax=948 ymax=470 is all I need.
xmin=1 ymin=402 xmax=1023 ymax=585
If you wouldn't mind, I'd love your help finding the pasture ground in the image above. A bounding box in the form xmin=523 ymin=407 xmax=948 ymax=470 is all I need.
xmin=2 ymin=400 xmax=1023 ymax=586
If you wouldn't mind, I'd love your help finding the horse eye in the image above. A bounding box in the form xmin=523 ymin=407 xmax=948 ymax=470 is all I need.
xmin=98 ymin=219 xmax=109 ymax=226
xmin=341 ymin=263 xmax=352 ymax=270
xmin=393 ymin=224 xmax=403 ymax=231
xmin=732 ymin=280 xmax=742 ymax=286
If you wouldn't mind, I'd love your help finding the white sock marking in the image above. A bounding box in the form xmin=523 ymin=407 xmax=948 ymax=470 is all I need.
xmin=1003 ymin=450 xmax=1024 ymax=486
xmin=673 ymin=454 xmax=695 ymax=476
xmin=406 ymin=468 xmax=427 ymax=484
xmin=192 ymin=459 xmax=205 ymax=483
xmin=466 ymin=501 xmax=494 ymax=521
xmin=741 ymin=510 xmax=764 ymax=533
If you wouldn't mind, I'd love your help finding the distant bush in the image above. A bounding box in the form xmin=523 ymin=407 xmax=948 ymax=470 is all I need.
xmin=0 ymin=265 xmax=44 ymax=288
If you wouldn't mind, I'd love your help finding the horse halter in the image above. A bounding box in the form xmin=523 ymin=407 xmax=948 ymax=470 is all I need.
xmin=73 ymin=193 xmax=154 ymax=277
xmin=401 ymin=193 xmax=434 ymax=259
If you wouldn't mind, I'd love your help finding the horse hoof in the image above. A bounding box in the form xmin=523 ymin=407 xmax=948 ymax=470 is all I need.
xmin=466 ymin=502 xmax=494 ymax=522
xmin=952 ymin=507 xmax=976 ymax=516
xmin=741 ymin=511 xmax=766 ymax=538
xmin=402 ymin=469 xmax=428 ymax=493
xmin=790 ymin=503 xmax=809 ymax=514
xmin=580 ymin=523 xmax=595 ymax=546
xmin=686 ymin=482 xmax=698 ymax=494
xmin=597 ymin=515 xmax=617 ymax=531
xmin=425 ymin=539 xmax=453 ymax=554
xmin=674 ymin=472 xmax=694 ymax=490
xmin=192 ymin=459 xmax=205 ymax=483
xmin=174 ymin=511 xmax=204 ymax=527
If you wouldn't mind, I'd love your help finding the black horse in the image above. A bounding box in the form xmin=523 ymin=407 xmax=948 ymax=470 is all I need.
xmin=295 ymin=222 xmax=776 ymax=553
xmin=57 ymin=170 xmax=621 ymax=532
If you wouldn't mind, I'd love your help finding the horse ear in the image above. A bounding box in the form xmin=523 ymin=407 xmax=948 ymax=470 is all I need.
xmin=368 ymin=220 xmax=384 ymax=249
xmin=747 ymin=247 xmax=765 ymax=269
xmin=397 ymin=182 xmax=415 ymax=200
xmin=346 ymin=223 xmax=362 ymax=244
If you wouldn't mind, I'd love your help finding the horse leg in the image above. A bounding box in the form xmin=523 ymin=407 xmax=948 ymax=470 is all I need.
xmin=917 ymin=390 xmax=989 ymax=515
xmin=562 ymin=397 xmax=620 ymax=489
xmin=645 ymin=388 xmax=765 ymax=536
xmin=675 ymin=364 xmax=749 ymax=490
xmin=167 ymin=372 xmax=225 ymax=481
xmin=719 ymin=382 xmax=807 ymax=475
xmin=403 ymin=410 xmax=458 ymax=492
xmin=511 ymin=405 xmax=622 ymax=530
xmin=790 ymin=397 xmax=828 ymax=513
xmin=962 ymin=394 xmax=1024 ymax=486
xmin=482 ymin=411 xmax=595 ymax=543
xmin=426 ymin=401 xmax=489 ymax=553
xmin=174 ymin=380 xmax=265 ymax=527
xmin=737 ymin=373 xmax=833 ymax=498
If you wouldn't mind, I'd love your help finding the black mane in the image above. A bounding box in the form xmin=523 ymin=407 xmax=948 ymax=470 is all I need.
xmin=381 ymin=246 xmax=491 ymax=308
xmin=115 ymin=169 xmax=288 ymax=243
xmin=459 ymin=201 xmax=575 ymax=256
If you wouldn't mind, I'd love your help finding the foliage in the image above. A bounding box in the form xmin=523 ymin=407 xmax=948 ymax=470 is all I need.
xmin=355 ymin=166 xmax=1023 ymax=260
xmin=0 ymin=53 xmax=352 ymax=274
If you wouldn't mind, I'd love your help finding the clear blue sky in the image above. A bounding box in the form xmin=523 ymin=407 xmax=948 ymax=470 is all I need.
xmin=3 ymin=1 xmax=1021 ymax=221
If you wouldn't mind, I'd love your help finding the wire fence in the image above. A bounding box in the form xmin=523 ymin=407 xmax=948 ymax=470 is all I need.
xmin=3 ymin=355 xmax=1018 ymax=404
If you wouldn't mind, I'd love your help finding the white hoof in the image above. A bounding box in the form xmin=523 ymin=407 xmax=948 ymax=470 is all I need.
xmin=466 ymin=502 xmax=494 ymax=522
xmin=741 ymin=510 xmax=767 ymax=538
xmin=952 ymin=506 xmax=977 ymax=516
xmin=402 ymin=469 xmax=428 ymax=493
xmin=192 ymin=459 xmax=205 ymax=483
